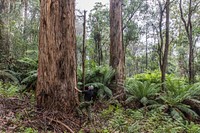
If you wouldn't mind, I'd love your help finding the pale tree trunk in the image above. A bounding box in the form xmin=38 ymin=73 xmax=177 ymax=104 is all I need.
xmin=110 ymin=0 xmax=125 ymax=99
xmin=36 ymin=0 xmax=78 ymax=112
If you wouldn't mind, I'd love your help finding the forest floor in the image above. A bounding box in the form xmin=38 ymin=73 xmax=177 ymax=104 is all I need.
xmin=1 ymin=92 xmax=200 ymax=133
xmin=0 ymin=92 xmax=111 ymax=133
xmin=0 ymin=93 xmax=83 ymax=133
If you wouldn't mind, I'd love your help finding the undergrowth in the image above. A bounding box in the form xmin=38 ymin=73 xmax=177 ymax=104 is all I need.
xmin=96 ymin=105 xmax=200 ymax=133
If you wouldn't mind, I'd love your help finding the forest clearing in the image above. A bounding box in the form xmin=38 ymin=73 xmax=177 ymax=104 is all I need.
xmin=0 ymin=0 xmax=200 ymax=132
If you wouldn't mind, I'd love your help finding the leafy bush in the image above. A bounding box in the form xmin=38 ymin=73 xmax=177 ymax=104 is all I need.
xmin=134 ymin=70 xmax=161 ymax=83
xmin=134 ymin=70 xmax=186 ymax=84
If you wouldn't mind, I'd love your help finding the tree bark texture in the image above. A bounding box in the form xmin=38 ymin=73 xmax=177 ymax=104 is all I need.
xmin=0 ymin=0 xmax=10 ymax=69
xmin=82 ymin=10 xmax=86 ymax=90
xmin=110 ymin=0 xmax=125 ymax=97
xmin=179 ymin=0 xmax=195 ymax=83
xmin=161 ymin=0 xmax=170 ymax=90
xmin=36 ymin=0 xmax=78 ymax=112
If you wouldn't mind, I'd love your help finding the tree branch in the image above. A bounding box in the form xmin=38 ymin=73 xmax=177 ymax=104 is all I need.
xmin=179 ymin=0 xmax=189 ymax=35
xmin=123 ymin=1 xmax=143 ymax=30
xmin=46 ymin=117 xmax=75 ymax=133
xmin=192 ymin=1 xmax=200 ymax=13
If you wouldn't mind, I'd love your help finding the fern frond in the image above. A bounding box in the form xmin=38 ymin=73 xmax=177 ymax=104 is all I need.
xmin=125 ymin=96 xmax=137 ymax=104
xmin=176 ymin=104 xmax=199 ymax=119
xmin=18 ymin=57 xmax=38 ymax=68
xmin=0 ymin=70 xmax=19 ymax=83
xmin=21 ymin=71 xmax=37 ymax=84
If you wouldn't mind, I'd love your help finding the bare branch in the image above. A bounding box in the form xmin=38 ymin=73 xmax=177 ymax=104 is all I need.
xmin=46 ymin=117 xmax=75 ymax=133
xmin=179 ymin=0 xmax=189 ymax=34
xmin=192 ymin=1 xmax=200 ymax=13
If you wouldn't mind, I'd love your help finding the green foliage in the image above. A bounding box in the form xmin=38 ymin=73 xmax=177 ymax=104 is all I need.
xmin=125 ymin=74 xmax=200 ymax=120
xmin=0 ymin=82 xmax=20 ymax=97
xmin=19 ymin=127 xmax=38 ymax=133
xmin=78 ymin=65 xmax=115 ymax=99
xmin=101 ymin=105 xmax=117 ymax=119
xmin=185 ymin=121 xmax=200 ymax=133
xmin=125 ymin=78 xmax=160 ymax=106
xmin=18 ymin=57 xmax=38 ymax=91
xmin=18 ymin=57 xmax=38 ymax=70
xmin=134 ymin=70 xmax=161 ymax=83
xmin=21 ymin=70 xmax=37 ymax=85
xmin=0 ymin=70 xmax=19 ymax=83
xmin=87 ymin=2 xmax=110 ymax=65
xmin=156 ymin=81 xmax=200 ymax=119
xmin=98 ymin=106 xmax=200 ymax=133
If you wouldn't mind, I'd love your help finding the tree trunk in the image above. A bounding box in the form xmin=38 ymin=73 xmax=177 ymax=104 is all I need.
xmin=110 ymin=0 xmax=125 ymax=99
xmin=36 ymin=0 xmax=78 ymax=112
xmin=188 ymin=0 xmax=194 ymax=83
xmin=82 ymin=10 xmax=86 ymax=90
xmin=0 ymin=0 xmax=10 ymax=69
xmin=94 ymin=31 xmax=102 ymax=66
xmin=23 ymin=0 xmax=28 ymax=55
xmin=158 ymin=0 xmax=164 ymax=73
xmin=161 ymin=0 xmax=170 ymax=90
xmin=179 ymin=0 xmax=195 ymax=83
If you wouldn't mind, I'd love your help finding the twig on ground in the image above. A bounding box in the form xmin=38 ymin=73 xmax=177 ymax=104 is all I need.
xmin=46 ymin=116 xmax=75 ymax=133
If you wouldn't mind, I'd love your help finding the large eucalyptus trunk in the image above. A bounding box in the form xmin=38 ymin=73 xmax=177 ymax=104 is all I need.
xmin=36 ymin=0 xmax=78 ymax=112
xmin=110 ymin=0 xmax=125 ymax=99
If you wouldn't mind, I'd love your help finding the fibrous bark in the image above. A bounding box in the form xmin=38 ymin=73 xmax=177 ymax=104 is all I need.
xmin=110 ymin=0 xmax=125 ymax=98
xmin=36 ymin=0 xmax=78 ymax=112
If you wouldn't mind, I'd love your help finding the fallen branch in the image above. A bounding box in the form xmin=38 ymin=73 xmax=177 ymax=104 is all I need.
xmin=46 ymin=117 xmax=75 ymax=133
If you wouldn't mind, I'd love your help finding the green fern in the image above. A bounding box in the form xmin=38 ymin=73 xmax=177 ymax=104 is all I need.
xmin=156 ymin=81 xmax=200 ymax=120
xmin=125 ymin=79 xmax=160 ymax=106
xmin=0 ymin=82 xmax=19 ymax=97
xmin=21 ymin=70 xmax=37 ymax=91
xmin=86 ymin=82 xmax=112 ymax=99
xmin=18 ymin=57 xmax=38 ymax=91
xmin=18 ymin=57 xmax=38 ymax=69
xmin=21 ymin=70 xmax=37 ymax=84
xmin=79 ymin=65 xmax=115 ymax=99
xmin=0 ymin=70 xmax=19 ymax=83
